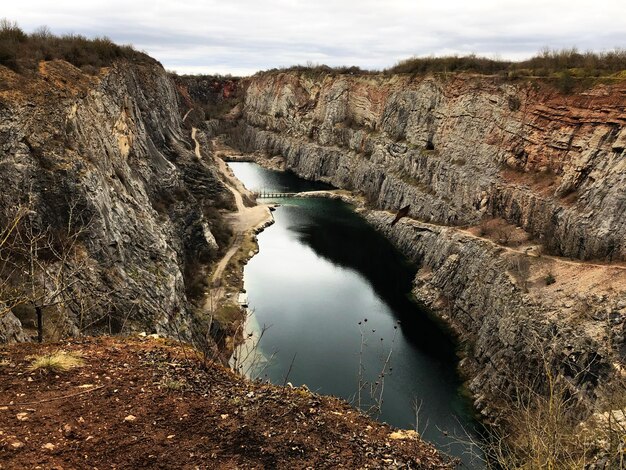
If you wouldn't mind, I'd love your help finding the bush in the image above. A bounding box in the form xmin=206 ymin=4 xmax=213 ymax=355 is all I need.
xmin=557 ymin=70 xmax=575 ymax=94
xmin=0 ymin=19 xmax=27 ymax=43
xmin=258 ymin=61 xmax=373 ymax=77
xmin=0 ymin=18 xmax=155 ymax=74
xmin=507 ymin=95 xmax=521 ymax=111
xmin=389 ymin=54 xmax=510 ymax=75
xmin=385 ymin=48 xmax=626 ymax=81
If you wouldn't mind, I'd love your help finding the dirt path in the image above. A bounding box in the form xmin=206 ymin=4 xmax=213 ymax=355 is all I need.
xmin=190 ymin=127 xmax=272 ymax=296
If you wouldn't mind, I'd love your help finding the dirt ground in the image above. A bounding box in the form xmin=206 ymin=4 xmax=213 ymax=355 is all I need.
xmin=0 ymin=337 xmax=452 ymax=469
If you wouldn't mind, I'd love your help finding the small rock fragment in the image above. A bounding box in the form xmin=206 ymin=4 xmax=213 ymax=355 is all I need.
xmin=124 ymin=415 xmax=137 ymax=422
xmin=63 ymin=423 xmax=76 ymax=438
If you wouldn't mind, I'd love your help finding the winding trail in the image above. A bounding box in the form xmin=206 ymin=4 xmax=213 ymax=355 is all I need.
xmin=190 ymin=128 xmax=272 ymax=299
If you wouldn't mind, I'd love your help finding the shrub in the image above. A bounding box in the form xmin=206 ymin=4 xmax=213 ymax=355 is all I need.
xmin=389 ymin=54 xmax=510 ymax=75
xmin=385 ymin=48 xmax=626 ymax=81
xmin=557 ymin=70 xmax=575 ymax=94
xmin=508 ymin=95 xmax=521 ymax=111
xmin=0 ymin=19 xmax=27 ymax=42
xmin=257 ymin=62 xmax=373 ymax=77
xmin=0 ymin=18 xmax=154 ymax=74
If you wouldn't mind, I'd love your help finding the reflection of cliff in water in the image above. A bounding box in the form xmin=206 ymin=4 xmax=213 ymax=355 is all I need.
xmin=286 ymin=200 xmax=457 ymax=362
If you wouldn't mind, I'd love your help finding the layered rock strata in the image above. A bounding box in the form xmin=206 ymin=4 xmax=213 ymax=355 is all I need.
xmin=226 ymin=71 xmax=626 ymax=420
xmin=232 ymin=73 xmax=626 ymax=261
xmin=0 ymin=60 xmax=233 ymax=344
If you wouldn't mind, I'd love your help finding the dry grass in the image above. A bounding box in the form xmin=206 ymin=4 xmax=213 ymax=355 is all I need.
xmin=213 ymin=303 xmax=242 ymax=325
xmin=162 ymin=379 xmax=187 ymax=391
xmin=29 ymin=350 xmax=84 ymax=373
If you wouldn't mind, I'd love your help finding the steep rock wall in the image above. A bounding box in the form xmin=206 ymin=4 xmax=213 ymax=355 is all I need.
xmin=226 ymin=71 xmax=626 ymax=420
xmin=0 ymin=60 xmax=233 ymax=344
xmin=365 ymin=210 xmax=624 ymax=420
xmin=232 ymin=73 xmax=626 ymax=261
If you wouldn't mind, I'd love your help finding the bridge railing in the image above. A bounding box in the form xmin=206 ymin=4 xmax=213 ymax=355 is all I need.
xmin=254 ymin=190 xmax=297 ymax=199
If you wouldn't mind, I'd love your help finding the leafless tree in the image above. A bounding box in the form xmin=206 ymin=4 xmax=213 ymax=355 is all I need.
xmin=0 ymin=197 xmax=109 ymax=342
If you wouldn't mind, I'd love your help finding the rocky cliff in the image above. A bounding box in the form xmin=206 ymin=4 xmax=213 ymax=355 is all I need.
xmin=232 ymin=73 xmax=626 ymax=262
xmin=0 ymin=59 xmax=233 ymax=346
xmin=225 ymin=71 xmax=626 ymax=425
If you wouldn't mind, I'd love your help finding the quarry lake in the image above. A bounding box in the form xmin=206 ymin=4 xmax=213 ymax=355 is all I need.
xmin=229 ymin=162 xmax=481 ymax=465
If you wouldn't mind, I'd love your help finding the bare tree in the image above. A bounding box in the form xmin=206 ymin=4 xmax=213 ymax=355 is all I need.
xmin=0 ymin=197 xmax=109 ymax=342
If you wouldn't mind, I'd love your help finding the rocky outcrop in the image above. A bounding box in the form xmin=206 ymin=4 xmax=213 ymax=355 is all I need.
xmin=225 ymin=71 xmax=626 ymax=422
xmin=0 ymin=60 xmax=233 ymax=344
xmin=231 ymin=72 xmax=626 ymax=262
xmin=172 ymin=74 xmax=243 ymax=131
xmin=0 ymin=310 xmax=28 ymax=344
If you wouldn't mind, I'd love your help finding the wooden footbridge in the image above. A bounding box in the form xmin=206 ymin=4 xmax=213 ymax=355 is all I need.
xmin=254 ymin=190 xmax=297 ymax=199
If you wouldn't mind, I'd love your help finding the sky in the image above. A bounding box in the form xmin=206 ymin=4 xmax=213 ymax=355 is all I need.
xmin=5 ymin=0 xmax=626 ymax=76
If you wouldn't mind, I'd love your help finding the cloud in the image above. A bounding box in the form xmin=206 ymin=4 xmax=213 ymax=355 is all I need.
xmin=5 ymin=0 xmax=626 ymax=75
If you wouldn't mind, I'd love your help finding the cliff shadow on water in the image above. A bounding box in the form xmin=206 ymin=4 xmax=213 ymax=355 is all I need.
xmin=287 ymin=199 xmax=459 ymax=363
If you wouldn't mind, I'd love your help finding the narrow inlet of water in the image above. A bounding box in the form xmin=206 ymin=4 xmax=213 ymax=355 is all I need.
xmin=229 ymin=162 xmax=483 ymax=466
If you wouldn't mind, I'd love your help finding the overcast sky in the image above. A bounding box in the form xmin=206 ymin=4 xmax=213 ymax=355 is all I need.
xmin=5 ymin=1 xmax=626 ymax=76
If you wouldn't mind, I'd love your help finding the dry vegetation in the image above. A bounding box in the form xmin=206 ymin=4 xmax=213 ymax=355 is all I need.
xmin=0 ymin=19 xmax=155 ymax=75
xmin=0 ymin=201 xmax=109 ymax=342
xmin=477 ymin=338 xmax=626 ymax=469
xmin=474 ymin=217 xmax=532 ymax=247
xmin=28 ymin=350 xmax=83 ymax=373
xmin=258 ymin=60 xmax=371 ymax=77
xmin=388 ymin=48 xmax=626 ymax=77
xmin=259 ymin=49 xmax=626 ymax=93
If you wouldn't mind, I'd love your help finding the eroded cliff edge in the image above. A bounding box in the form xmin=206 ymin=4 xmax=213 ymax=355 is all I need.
xmin=0 ymin=60 xmax=234 ymax=349
xmin=224 ymin=72 xmax=626 ymax=424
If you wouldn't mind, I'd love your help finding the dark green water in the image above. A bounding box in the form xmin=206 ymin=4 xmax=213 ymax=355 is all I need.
xmin=229 ymin=162 xmax=483 ymax=466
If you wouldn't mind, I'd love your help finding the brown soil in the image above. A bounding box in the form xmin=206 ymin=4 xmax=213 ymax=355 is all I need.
xmin=0 ymin=337 xmax=452 ymax=469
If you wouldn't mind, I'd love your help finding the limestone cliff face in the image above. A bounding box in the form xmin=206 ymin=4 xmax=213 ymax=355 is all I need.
xmin=233 ymin=72 xmax=626 ymax=262
xmin=227 ymin=71 xmax=626 ymax=420
xmin=0 ymin=60 xmax=232 ymax=343
xmin=365 ymin=211 xmax=624 ymax=420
